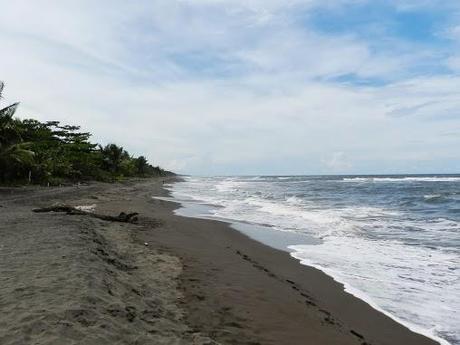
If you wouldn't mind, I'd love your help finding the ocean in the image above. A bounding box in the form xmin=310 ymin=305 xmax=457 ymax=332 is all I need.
xmin=164 ymin=175 xmax=460 ymax=345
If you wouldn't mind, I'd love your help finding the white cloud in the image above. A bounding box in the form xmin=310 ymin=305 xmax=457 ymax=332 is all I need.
xmin=447 ymin=55 xmax=460 ymax=71
xmin=446 ymin=25 xmax=460 ymax=41
xmin=322 ymin=152 xmax=353 ymax=172
xmin=0 ymin=0 xmax=459 ymax=175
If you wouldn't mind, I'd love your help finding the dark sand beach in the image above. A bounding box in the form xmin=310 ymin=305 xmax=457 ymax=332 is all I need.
xmin=0 ymin=178 xmax=439 ymax=345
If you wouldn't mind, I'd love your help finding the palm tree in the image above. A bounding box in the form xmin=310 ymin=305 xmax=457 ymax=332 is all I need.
xmin=135 ymin=155 xmax=149 ymax=176
xmin=0 ymin=82 xmax=21 ymax=143
xmin=99 ymin=143 xmax=125 ymax=173
xmin=0 ymin=142 xmax=35 ymax=165
xmin=0 ymin=82 xmax=35 ymax=182
xmin=0 ymin=82 xmax=18 ymax=116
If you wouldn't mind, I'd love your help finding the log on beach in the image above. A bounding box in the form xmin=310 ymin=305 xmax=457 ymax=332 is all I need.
xmin=33 ymin=205 xmax=139 ymax=223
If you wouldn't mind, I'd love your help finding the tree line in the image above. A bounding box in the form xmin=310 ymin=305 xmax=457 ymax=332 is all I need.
xmin=0 ymin=82 xmax=173 ymax=185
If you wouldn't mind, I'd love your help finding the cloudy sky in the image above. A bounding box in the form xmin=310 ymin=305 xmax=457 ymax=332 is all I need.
xmin=1 ymin=0 xmax=460 ymax=175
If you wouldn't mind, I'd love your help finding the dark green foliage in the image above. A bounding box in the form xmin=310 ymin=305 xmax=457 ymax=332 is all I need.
xmin=135 ymin=156 xmax=149 ymax=176
xmin=0 ymin=82 xmax=173 ymax=184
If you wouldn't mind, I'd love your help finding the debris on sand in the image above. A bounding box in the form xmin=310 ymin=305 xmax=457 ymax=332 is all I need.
xmin=33 ymin=204 xmax=139 ymax=223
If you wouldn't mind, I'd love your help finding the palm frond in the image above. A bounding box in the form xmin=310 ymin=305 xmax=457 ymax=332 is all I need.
xmin=0 ymin=142 xmax=35 ymax=165
xmin=0 ymin=102 xmax=19 ymax=119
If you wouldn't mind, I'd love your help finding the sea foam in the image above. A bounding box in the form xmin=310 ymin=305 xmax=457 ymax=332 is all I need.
xmin=168 ymin=175 xmax=460 ymax=345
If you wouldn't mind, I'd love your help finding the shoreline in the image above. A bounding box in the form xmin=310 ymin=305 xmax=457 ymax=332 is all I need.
xmin=158 ymin=185 xmax=449 ymax=345
xmin=0 ymin=178 xmax=441 ymax=345
xmin=288 ymin=251 xmax=450 ymax=345
xmin=150 ymin=180 xmax=440 ymax=345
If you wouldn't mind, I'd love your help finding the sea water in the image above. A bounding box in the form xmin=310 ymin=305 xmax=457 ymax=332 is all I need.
xmin=165 ymin=175 xmax=460 ymax=345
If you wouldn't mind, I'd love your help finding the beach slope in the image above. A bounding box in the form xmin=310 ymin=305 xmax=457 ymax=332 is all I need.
xmin=0 ymin=179 xmax=439 ymax=345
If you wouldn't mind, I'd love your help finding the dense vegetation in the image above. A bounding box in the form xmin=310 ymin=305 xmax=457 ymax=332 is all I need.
xmin=0 ymin=82 xmax=172 ymax=185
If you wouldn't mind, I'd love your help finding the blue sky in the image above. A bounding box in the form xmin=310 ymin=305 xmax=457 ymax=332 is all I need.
xmin=1 ymin=0 xmax=460 ymax=175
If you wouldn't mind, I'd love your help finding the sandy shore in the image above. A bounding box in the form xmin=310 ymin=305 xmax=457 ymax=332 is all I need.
xmin=0 ymin=178 xmax=439 ymax=345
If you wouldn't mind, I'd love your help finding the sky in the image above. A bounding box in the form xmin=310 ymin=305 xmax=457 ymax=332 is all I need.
xmin=1 ymin=0 xmax=460 ymax=175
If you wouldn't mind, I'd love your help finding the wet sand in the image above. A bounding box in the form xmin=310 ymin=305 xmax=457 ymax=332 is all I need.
xmin=0 ymin=178 xmax=439 ymax=345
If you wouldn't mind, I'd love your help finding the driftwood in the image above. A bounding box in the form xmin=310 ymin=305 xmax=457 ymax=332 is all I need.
xmin=33 ymin=205 xmax=139 ymax=223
